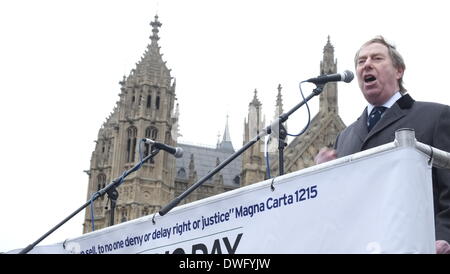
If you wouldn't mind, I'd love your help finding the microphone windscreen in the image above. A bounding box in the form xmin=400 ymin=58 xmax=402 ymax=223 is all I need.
xmin=342 ymin=70 xmax=354 ymax=83
xmin=174 ymin=147 xmax=183 ymax=158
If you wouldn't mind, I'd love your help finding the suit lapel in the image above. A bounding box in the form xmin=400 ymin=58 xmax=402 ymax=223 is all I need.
xmin=363 ymin=94 xmax=415 ymax=145
xmin=353 ymin=108 xmax=369 ymax=144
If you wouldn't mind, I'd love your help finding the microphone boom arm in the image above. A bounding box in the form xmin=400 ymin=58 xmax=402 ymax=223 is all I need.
xmin=18 ymin=148 xmax=161 ymax=254
xmin=158 ymin=84 xmax=325 ymax=217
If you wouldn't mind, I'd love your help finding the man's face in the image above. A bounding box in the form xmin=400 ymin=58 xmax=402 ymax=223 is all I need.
xmin=356 ymin=43 xmax=403 ymax=106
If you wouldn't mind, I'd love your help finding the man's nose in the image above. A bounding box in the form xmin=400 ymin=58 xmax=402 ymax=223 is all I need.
xmin=361 ymin=58 xmax=373 ymax=70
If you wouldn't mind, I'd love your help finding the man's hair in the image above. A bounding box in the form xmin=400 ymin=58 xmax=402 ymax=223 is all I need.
xmin=354 ymin=36 xmax=407 ymax=93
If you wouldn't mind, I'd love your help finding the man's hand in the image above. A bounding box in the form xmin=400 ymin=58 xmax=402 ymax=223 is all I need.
xmin=314 ymin=147 xmax=337 ymax=164
xmin=436 ymin=240 xmax=450 ymax=254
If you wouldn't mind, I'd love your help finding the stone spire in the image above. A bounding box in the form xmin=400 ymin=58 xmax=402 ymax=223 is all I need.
xmin=319 ymin=36 xmax=338 ymax=114
xmin=241 ymin=89 xmax=266 ymax=186
xmin=321 ymin=35 xmax=336 ymax=75
xmin=275 ymin=84 xmax=283 ymax=118
xmin=245 ymin=89 xmax=264 ymax=141
xmin=250 ymin=89 xmax=262 ymax=107
xmin=223 ymin=115 xmax=232 ymax=142
xmin=127 ymin=15 xmax=172 ymax=88
xmin=217 ymin=115 xmax=235 ymax=152
xmin=273 ymin=84 xmax=287 ymax=144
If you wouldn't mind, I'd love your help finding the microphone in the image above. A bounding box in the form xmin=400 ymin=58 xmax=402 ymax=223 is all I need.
xmin=142 ymin=138 xmax=183 ymax=158
xmin=305 ymin=70 xmax=354 ymax=85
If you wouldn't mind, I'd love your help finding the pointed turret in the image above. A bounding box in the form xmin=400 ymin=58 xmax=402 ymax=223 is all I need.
xmin=319 ymin=36 xmax=338 ymax=114
xmin=250 ymin=89 xmax=262 ymax=108
xmin=223 ymin=115 xmax=232 ymax=142
xmin=246 ymin=89 xmax=263 ymax=140
xmin=217 ymin=115 xmax=234 ymax=152
xmin=127 ymin=15 xmax=173 ymax=88
xmin=321 ymin=35 xmax=336 ymax=74
xmin=275 ymin=84 xmax=283 ymax=118
xmin=271 ymin=84 xmax=287 ymax=147
xmin=241 ymin=89 xmax=266 ymax=186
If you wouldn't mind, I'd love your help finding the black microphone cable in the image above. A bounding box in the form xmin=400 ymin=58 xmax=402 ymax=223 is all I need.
xmin=264 ymin=81 xmax=312 ymax=179
xmin=264 ymin=136 xmax=271 ymax=179
xmin=287 ymin=81 xmax=311 ymax=137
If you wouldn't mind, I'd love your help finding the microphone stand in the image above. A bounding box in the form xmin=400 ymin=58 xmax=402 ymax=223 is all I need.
xmin=158 ymin=83 xmax=325 ymax=216
xmin=19 ymin=148 xmax=161 ymax=254
xmin=107 ymin=188 xmax=119 ymax=227
xmin=276 ymin=83 xmax=323 ymax=175
xmin=277 ymin=122 xmax=288 ymax=176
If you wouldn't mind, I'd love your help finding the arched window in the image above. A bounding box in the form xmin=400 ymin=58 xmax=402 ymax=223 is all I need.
xmin=156 ymin=96 xmax=160 ymax=110
xmin=177 ymin=168 xmax=186 ymax=179
xmin=97 ymin=174 xmax=106 ymax=198
xmin=130 ymin=89 xmax=136 ymax=105
xmin=144 ymin=126 xmax=158 ymax=163
xmin=146 ymin=95 xmax=152 ymax=108
xmin=126 ymin=126 xmax=137 ymax=163
xmin=120 ymin=208 xmax=128 ymax=223
xmin=145 ymin=127 xmax=158 ymax=140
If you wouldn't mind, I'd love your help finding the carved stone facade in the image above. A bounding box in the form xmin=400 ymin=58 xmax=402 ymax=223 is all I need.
xmin=240 ymin=90 xmax=267 ymax=186
xmin=83 ymin=17 xmax=345 ymax=233
xmin=83 ymin=16 xmax=241 ymax=233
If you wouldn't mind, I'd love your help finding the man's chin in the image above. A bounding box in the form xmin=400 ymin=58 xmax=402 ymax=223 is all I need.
xmin=363 ymin=91 xmax=384 ymax=105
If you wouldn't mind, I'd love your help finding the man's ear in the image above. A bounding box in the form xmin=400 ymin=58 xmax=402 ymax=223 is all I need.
xmin=396 ymin=67 xmax=404 ymax=80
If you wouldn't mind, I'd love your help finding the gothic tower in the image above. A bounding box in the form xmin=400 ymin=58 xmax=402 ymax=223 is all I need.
xmin=319 ymin=36 xmax=338 ymax=114
xmin=265 ymin=84 xmax=287 ymax=166
xmin=275 ymin=84 xmax=284 ymax=119
xmin=240 ymin=90 xmax=266 ymax=186
xmin=83 ymin=15 xmax=177 ymax=232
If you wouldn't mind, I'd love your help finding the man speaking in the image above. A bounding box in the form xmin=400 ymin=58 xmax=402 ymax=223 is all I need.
xmin=315 ymin=36 xmax=450 ymax=254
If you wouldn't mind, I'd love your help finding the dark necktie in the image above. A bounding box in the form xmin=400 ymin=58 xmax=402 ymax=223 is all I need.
xmin=367 ymin=106 xmax=387 ymax=132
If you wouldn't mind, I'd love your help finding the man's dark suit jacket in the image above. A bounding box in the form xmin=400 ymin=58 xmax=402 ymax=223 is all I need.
xmin=335 ymin=94 xmax=450 ymax=242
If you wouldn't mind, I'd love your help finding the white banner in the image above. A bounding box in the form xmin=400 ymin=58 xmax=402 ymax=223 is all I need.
xmin=10 ymin=147 xmax=436 ymax=254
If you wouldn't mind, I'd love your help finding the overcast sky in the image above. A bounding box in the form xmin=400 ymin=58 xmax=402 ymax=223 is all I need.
xmin=1 ymin=0 xmax=450 ymax=252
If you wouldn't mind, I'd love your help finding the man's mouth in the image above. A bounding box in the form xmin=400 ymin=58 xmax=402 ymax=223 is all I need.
xmin=364 ymin=74 xmax=377 ymax=84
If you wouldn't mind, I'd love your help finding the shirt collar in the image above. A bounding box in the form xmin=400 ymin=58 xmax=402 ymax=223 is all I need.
xmin=367 ymin=91 xmax=402 ymax=117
